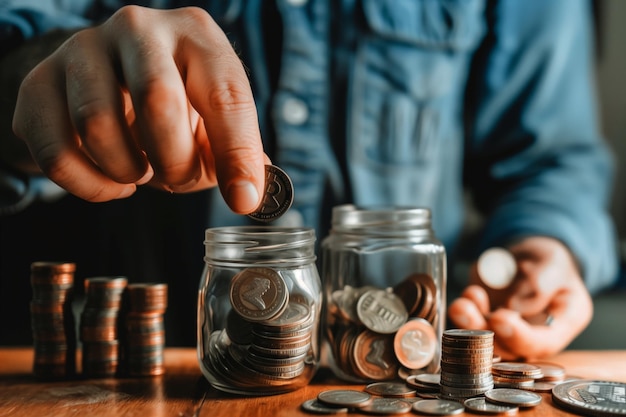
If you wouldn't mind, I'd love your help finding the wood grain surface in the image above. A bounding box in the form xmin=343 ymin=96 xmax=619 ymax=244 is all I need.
xmin=0 ymin=347 xmax=625 ymax=417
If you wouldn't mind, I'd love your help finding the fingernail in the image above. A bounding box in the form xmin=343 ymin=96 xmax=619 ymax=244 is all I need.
xmin=227 ymin=180 xmax=260 ymax=213
xmin=167 ymin=177 xmax=198 ymax=193
xmin=115 ymin=185 xmax=136 ymax=199
xmin=451 ymin=314 xmax=470 ymax=328
xmin=493 ymin=323 xmax=513 ymax=338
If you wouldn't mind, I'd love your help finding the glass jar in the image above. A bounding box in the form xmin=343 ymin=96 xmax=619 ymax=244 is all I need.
xmin=321 ymin=205 xmax=446 ymax=382
xmin=198 ymin=226 xmax=322 ymax=395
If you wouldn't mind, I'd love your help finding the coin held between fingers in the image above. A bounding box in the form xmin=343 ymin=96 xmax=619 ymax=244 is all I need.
xmin=248 ymin=165 xmax=294 ymax=222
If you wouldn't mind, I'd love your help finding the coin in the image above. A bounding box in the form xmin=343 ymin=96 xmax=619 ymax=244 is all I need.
xmin=352 ymin=330 xmax=398 ymax=381
xmin=475 ymin=247 xmax=517 ymax=289
xmin=393 ymin=318 xmax=437 ymax=369
xmin=492 ymin=362 xmax=543 ymax=379
xmin=360 ymin=398 xmax=412 ymax=415
xmin=364 ymin=382 xmax=416 ymax=398
xmin=485 ymin=388 xmax=542 ymax=408
xmin=229 ymin=267 xmax=288 ymax=322
xmin=552 ymin=380 xmax=626 ymax=416
xmin=463 ymin=397 xmax=518 ymax=415
xmin=412 ymin=399 xmax=465 ymax=416
xmin=248 ymin=164 xmax=294 ymax=222
xmin=356 ymin=288 xmax=408 ymax=334
xmin=317 ymin=390 xmax=373 ymax=408
xmin=301 ymin=398 xmax=349 ymax=414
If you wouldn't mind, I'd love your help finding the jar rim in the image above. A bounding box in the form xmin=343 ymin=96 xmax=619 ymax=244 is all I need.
xmin=330 ymin=205 xmax=432 ymax=231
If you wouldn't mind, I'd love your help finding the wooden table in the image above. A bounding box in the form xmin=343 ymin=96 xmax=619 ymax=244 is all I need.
xmin=1 ymin=347 xmax=625 ymax=416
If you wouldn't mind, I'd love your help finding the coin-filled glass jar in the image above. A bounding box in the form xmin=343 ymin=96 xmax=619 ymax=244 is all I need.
xmin=198 ymin=226 xmax=322 ymax=395
xmin=321 ymin=205 xmax=446 ymax=382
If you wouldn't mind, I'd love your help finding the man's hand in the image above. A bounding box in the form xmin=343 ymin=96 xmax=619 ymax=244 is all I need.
xmin=12 ymin=5 xmax=267 ymax=214
xmin=448 ymin=236 xmax=593 ymax=360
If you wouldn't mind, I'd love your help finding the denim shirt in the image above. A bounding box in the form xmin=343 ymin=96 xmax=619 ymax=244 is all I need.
xmin=0 ymin=0 xmax=618 ymax=293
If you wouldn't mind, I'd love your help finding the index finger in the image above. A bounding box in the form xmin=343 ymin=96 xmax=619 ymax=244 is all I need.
xmin=180 ymin=9 xmax=265 ymax=214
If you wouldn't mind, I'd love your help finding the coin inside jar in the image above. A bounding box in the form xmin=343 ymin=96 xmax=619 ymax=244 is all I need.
xmin=248 ymin=165 xmax=294 ymax=222
xmin=229 ymin=267 xmax=288 ymax=321
xmin=393 ymin=318 xmax=437 ymax=370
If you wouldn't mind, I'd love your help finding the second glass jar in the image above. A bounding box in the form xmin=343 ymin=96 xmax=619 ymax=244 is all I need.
xmin=321 ymin=205 xmax=446 ymax=382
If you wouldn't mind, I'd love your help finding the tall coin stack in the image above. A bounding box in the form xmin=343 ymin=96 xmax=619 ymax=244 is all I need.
xmin=439 ymin=329 xmax=495 ymax=401
xmin=124 ymin=283 xmax=168 ymax=376
xmin=80 ymin=276 xmax=128 ymax=378
xmin=30 ymin=261 xmax=76 ymax=379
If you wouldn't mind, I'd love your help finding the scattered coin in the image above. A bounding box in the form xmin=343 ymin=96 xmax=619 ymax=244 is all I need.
xmin=412 ymin=399 xmax=465 ymax=416
xmin=475 ymin=247 xmax=517 ymax=290
xmin=552 ymin=380 xmax=626 ymax=416
xmin=360 ymin=398 xmax=412 ymax=415
xmin=463 ymin=397 xmax=519 ymax=415
xmin=317 ymin=390 xmax=373 ymax=408
xmin=301 ymin=398 xmax=349 ymax=414
xmin=364 ymin=381 xmax=416 ymax=398
xmin=248 ymin=164 xmax=294 ymax=222
xmin=485 ymin=388 xmax=542 ymax=408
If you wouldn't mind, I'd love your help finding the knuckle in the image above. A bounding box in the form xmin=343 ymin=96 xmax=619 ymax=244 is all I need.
xmin=207 ymin=80 xmax=254 ymax=113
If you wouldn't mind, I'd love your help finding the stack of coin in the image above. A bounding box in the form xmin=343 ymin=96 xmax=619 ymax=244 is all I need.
xmin=492 ymin=362 xmax=543 ymax=389
xmin=30 ymin=261 xmax=76 ymax=379
xmin=326 ymin=272 xmax=440 ymax=382
xmin=439 ymin=329 xmax=495 ymax=401
xmin=202 ymin=267 xmax=317 ymax=393
xmin=79 ymin=276 xmax=127 ymax=378
xmin=124 ymin=283 xmax=168 ymax=376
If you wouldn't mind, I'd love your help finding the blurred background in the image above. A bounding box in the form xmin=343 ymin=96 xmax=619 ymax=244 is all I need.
xmin=570 ymin=0 xmax=626 ymax=349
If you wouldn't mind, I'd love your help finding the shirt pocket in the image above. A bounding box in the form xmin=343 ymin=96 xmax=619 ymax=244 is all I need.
xmin=348 ymin=0 xmax=485 ymax=168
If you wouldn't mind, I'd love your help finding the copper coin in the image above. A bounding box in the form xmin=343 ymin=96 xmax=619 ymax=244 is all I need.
xmin=393 ymin=318 xmax=437 ymax=369
xmin=353 ymin=330 xmax=398 ymax=381
xmin=492 ymin=363 xmax=542 ymax=378
xmin=229 ymin=267 xmax=288 ymax=322
xmin=248 ymin=165 xmax=294 ymax=222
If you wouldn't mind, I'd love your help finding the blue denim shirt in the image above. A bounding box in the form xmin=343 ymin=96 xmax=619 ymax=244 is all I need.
xmin=0 ymin=0 xmax=618 ymax=293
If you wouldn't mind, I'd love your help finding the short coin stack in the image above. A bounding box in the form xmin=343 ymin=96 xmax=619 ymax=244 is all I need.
xmin=80 ymin=276 xmax=128 ymax=378
xmin=492 ymin=362 xmax=544 ymax=390
xmin=124 ymin=283 xmax=168 ymax=376
xmin=439 ymin=329 xmax=495 ymax=401
xmin=30 ymin=261 xmax=76 ymax=379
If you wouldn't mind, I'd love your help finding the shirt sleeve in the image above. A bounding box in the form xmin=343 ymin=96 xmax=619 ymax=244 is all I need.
xmin=464 ymin=0 xmax=619 ymax=294
xmin=0 ymin=3 xmax=92 ymax=214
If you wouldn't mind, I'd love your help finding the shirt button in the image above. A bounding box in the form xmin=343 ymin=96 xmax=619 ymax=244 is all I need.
xmin=282 ymin=98 xmax=309 ymax=125
xmin=286 ymin=0 xmax=308 ymax=6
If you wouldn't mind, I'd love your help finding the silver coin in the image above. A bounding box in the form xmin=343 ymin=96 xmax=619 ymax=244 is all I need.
xmin=317 ymin=390 xmax=373 ymax=408
xmin=356 ymin=288 xmax=408 ymax=334
xmin=301 ymin=399 xmax=349 ymax=414
xmin=229 ymin=267 xmax=288 ymax=322
xmin=552 ymin=380 xmax=626 ymax=416
xmin=463 ymin=397 xmax=519 ymax=415
xmin=485 ymin=388 xmax=542 ymax=408
xmin=248 ymin=164 xmax=294 ymax=222
xmin=360 ymin=398 xmax=412 ymax=415
xmin=364 ymin=382 xmax=416 ymax=398
xmin=412 ymin=399 xmax=464 ymax=416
